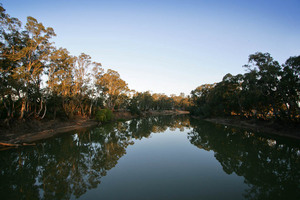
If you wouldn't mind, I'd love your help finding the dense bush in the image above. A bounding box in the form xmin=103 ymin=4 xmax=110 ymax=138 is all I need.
xmin=95 ymin=109 xmax=113 ymax=123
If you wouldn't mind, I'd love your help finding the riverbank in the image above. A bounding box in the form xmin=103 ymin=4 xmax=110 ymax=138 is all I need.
xmin=0 ymin=119 xmax=98 ymax=147
xmin=114 ymin=110 xmax=190 ymax=120
xmin=203 ymin=117 xmax=300 ymax=140
xmin=0 ymin=110 xmax=189 ymax=147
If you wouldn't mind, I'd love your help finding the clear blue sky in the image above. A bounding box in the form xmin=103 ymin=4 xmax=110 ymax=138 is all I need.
xmin=2 ymin=0 xmax=300 ymax=96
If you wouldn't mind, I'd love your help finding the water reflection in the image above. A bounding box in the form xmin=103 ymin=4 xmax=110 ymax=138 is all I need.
xmin=0 ymin=115 xmax=189 ymax=200
xmin=188 ymin=119 xmax=300 ymax=200
xmin=0 ymin=116 xmax=299 ymax=200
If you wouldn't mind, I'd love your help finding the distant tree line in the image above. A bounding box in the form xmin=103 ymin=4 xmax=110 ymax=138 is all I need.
xmin=190 ymin=52 xmax=300 ymax=122
xmin=0 ymin=5 xmax=189 ymax=126
xmin=129 ymin=91 xmax=189 ymax=115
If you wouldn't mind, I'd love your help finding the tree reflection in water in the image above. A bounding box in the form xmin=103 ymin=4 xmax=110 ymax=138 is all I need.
xmin=0 ymin=116 xmax=299 ymax=200
xmin=0 ymin=115 xmax=190 ymax=200
xmin=188 ymin=119 xmax=300 ymax=200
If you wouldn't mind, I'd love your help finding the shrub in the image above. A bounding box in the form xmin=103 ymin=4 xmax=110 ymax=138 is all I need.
xmin=95 ymin=109 xmax=113 ymax=123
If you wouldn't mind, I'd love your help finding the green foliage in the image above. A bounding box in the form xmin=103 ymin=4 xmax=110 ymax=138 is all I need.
xmin=95 ymin=109 xmax=113 ymax=123
xmin=0 ymin=4 xmax=190 ymax=125
xmin=98 ymin=69 xmax=129 ymax=111
xmin=128 ymin=91 xmax=189 ymax=115
xmin=190 ymin=52 xmax=300 ymax=122
xmin=128 ymin=99 xmax=141 ymax=115
xmin=2 ymin=3 xmax=298 ymax=126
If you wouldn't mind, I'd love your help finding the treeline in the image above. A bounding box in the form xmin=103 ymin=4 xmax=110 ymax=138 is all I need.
xmin=0 ymin=5 xmax=189 ymax=126
xmin=190 ymin=52 xmax=300 ymax=122
xmin=129 ymin=91 xmax=189 ymax=115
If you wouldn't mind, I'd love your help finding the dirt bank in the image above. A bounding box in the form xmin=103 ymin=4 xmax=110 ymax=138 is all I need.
xmin=0 ymin=110 xmax=189 ymax=147
xmin=204 ymin=117 xmax=300 ymax=140
xmin=0 ymin=119 xmax=98 ymax=147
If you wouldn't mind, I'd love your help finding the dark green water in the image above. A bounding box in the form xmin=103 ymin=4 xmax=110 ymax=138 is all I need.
xmin=0 ymin=115 xmax=299 ymax=200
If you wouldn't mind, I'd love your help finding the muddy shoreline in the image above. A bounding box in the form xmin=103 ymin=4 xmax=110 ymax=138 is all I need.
xmin=203 ymin=117 xmax=300 ymax=140
xmin=0 ymin=120 xmax=98 ymax=147
xmin=0 ymin=110 xmax=189 ymax=147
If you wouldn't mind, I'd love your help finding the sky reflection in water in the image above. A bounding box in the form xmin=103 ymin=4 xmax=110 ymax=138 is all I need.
xmin=0 ymin=115 xmax=299 ymax=200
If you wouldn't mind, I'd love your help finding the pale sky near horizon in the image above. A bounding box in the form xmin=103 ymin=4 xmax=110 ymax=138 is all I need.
xmin=2 ymin=0 xmax=300 ymax=96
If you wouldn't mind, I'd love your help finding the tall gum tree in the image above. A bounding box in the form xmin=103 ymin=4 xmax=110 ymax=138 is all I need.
xmin=280 ymin=56 xmax=300 ymax=121
xmin=243 ymin=52 xmax=282 ymax=119
xmin=98 ymin=69 xmax=129 ymax=111
xmin=13 ymin=16 xmax=55 ymax=119
xmin=47 ymin=47 xmax=75 ymax=119
xmin=73 ymin=53 xmax=92 ymax=116
xmin=0 ymin=4 xmax=23 ymax=124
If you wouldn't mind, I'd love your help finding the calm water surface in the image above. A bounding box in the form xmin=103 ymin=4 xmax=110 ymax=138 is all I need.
xmin=0 ymin=115 xmax=299 ymax=200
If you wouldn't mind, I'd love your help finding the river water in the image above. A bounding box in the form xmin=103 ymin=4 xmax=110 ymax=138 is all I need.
xmin=0 ymin=115 xmax=299 ymax=200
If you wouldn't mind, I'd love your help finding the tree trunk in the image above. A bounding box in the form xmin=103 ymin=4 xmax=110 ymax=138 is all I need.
xmin=41 ymin=104 xmax=47 ymax=119
xmin=37 ymin=98 xmax=43 ymax=115
xmin=19 ymin=100 xmax=26 ymax=120
xmin=89 ymin=103 xmax=93 ymax=117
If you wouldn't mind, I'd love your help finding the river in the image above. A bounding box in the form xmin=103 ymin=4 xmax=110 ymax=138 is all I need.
xmin=0 ymin=115 xmax=299 ymax=199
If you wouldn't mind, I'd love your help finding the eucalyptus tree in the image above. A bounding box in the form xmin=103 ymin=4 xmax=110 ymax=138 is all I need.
xmin=98 ymin=69 xmax=129 ymax=111
xmin=12 ymin=16 xmax=55 ymax=119
xmin=240 ymin=69 xmax=262 ymax=118
xmin=0 ymin=4 xmax=23 ymax=124
xmin=178 ymin=94 xmax=190 ymax=111
xmin=206 ymin=73 xmax=243 ymax=116
xmin=138 ymin=91 xmax=154 ymax=111
xmin=279 ymin=55 xmax=300 ymax=121
xmin=51 ymin=52 xmax=103 ymax=118
xmin=72 ymin=53 xmax=92 ymax=116
xmin=190 ymin=84 xmax=215 ymax=117
xmin=128 ymin=91 xmax=153 ymax=114
xmin=190 ymin=52 xmax=299 ymax=122
xmin=152 ymin=93 xmax=174 ymax=110
xmin=47 ymin=47 xmax=75 ymax=119
xmin=171 ymin=93 xmax=186 ymax=110
xmin=243 ymin=52 xmax=282 ymax=119
xmin=1 ymin=7 xmax=56 ymax=121
xmin=90 ymin=61 xmax=104 ymax=115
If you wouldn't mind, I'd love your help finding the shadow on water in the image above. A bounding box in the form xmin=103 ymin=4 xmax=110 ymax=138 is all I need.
xmin=0 ymin=115 xmax=299 ymax=199
xmin=189 ymin=118 xmax=300 ymax=200
xmin=0 ymin=115 xmax=190 ymax=200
